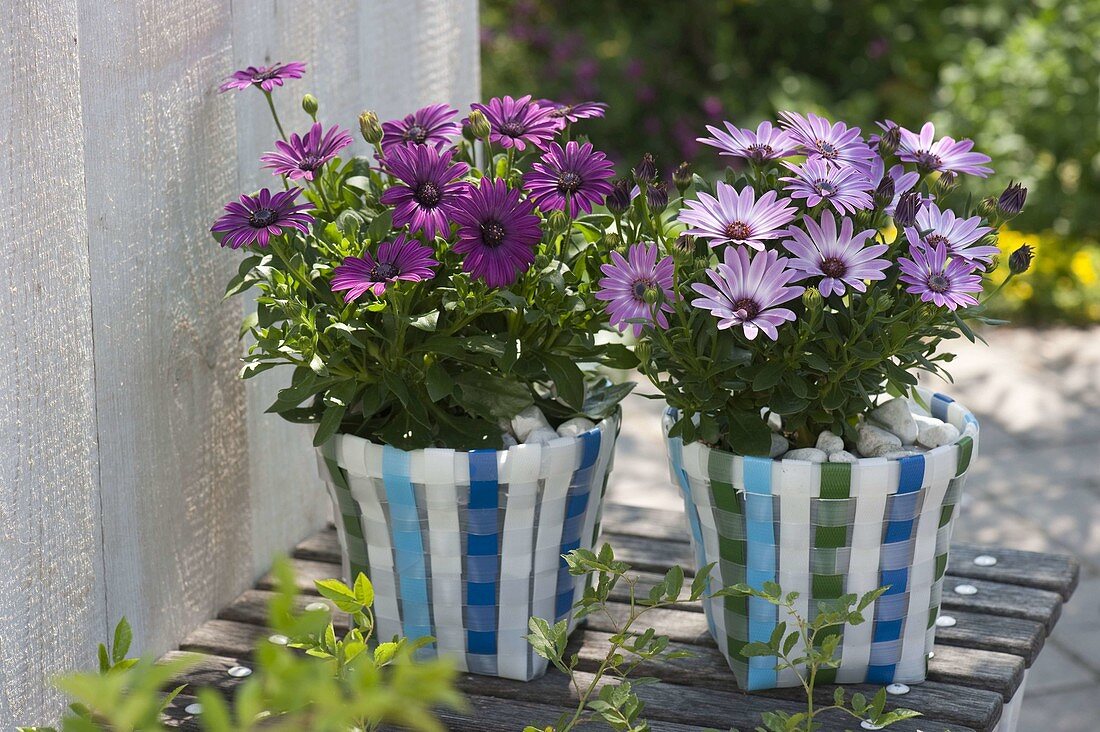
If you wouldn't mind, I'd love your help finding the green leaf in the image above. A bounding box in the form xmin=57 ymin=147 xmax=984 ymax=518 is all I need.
xmin=353 ymin=573 xmax=375 ymax=608
xmin=312 ymin=401 xmax=347 ymax=447
xmin=725 ymin=410 xmax=772 ymax=456
xmin=542 ymin=353 xmax=586 ymax=410
xmin=111 ymin=618 xmax=132 ymax=664
xmin=454 ymin=371 xmax=533 ymax=420
xmin=367 ymin=210 xmax=393 ymax=243
xmin=315 ymin=579 xmax=361 ymax=613
xmin=373 ymin=641 xmax=399 ymax=666
xmin=425 ymin=361 xmax=453 ymax=403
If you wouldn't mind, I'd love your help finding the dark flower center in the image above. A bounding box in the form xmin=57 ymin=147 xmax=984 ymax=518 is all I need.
xmin=499 ymin=120 xmax=526 ymax=137
xmin=557 ymin=171 xmax=583 ymax=194
xmin=748 ymin=143 xmax=774 ymax=159
xmin=415 ymin=181 xmax=442 ymax=207
xmin=403 ymin=124 xmax=429 ymax=145
xmin=820 ymin=256 xmax=848 ymax=279
xmin=814 ymin=179 xmax=838 ymax=197
xmin=915 ymin=151 xmax=943 ymax=170
xmin=371 ymin=262 xmax=400 ymax=280
xmin=816 ymin=140 xmax=839 ymax=159
xmin=298 ymin=154 xmax=324 ymax=171
xmin=632 ymin=278 xmax=656 ymax=301
xmin=252 ymin=69 xmax=279 ymax=81
xmin=249 ymin=207 xmax=278 ymax=228
xmin=724 ymin=221 xmax=752 ymax=240
xmin=480 ymin=220 xmax=507 ymax=248
xmin=925 ymin=233 xmax=950 ymax=249
xmin=732 ymin=297 xmax=760 ymax=319
xmin=927 ymin=273 xmax=950 ymax=293
xmin=550 ymin=105 xmax=571 ymax=118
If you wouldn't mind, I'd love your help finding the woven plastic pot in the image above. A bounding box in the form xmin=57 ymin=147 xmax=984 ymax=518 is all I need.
xmin=663 ymin=387 xmax=978 ymax=691
xmin=316 ymin=412 xmax=620 ymax=681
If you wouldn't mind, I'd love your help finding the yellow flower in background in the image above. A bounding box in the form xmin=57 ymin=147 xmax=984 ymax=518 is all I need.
xmin=1070 ymin=250 xmax=1097 ymax=285
xmin=984 ymin=228 xmax=1100 ymax=324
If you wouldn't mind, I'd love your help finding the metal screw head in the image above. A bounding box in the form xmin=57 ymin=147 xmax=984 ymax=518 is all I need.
xmin=936 ymin=615 xmax=958 ymax=628
xmin=927 ymin=651 xmax=936 ymax=659
xmin=886 ymin=683 xmax=910 ymax=695
xmin=953 ymin=583 xmax=978 ymax=596
xmin=268 ymin=634 xmax=289 ymax=645
xmin=860 ymin=722 xmax=885 ymax=730
xmin=304 ymin=601 xmax=329 ymax=613
xmin=227 ymin=665 xmax=252 ymax=678
xmin=184 ymin=703 xmax=203 ymax=715
xmin=973 ymin=554 xmax=998 ymax=567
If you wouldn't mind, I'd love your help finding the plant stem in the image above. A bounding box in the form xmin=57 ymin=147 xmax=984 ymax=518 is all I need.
xmin=264 ymin=90 xmax=288 ymax=141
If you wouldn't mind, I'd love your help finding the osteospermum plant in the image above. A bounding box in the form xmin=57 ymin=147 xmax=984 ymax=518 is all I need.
xmin=599 ymin=112 xmax=1032 ymax=454
xmin=213 ymin=62 xmax=634 ymax=450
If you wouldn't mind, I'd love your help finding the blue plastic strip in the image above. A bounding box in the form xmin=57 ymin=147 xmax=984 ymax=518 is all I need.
xmin=553 ymin=429 xmax=601 ymax=620
xmin=743 ymin=456 xmax=777 ymax=691
xmin=382 ymin=446 xmax=433 ymax=649
xmin=931 ymin=392 xmax=954 ymax=421
xmin=666 ymin=426 xmax=717 ymax=640
xmin=867 ymin=453 xmax=927 ymax=683
xmin=466 ymin=450 xmax=499 ymax=656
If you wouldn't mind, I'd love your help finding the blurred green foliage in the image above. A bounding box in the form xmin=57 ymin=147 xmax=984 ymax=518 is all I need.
xmin=481 ymin=0 xmax=1100 ymax=322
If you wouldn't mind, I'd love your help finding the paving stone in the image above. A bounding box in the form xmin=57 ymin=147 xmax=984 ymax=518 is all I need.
xmin=1021 ymin=685 xmax=1100 ymax=731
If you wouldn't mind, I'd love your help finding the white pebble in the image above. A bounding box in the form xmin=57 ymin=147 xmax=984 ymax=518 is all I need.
xmin=856 ymin=423 xmax=902 ymax=457
xmin=784 ymin=447 xmax=827 ymax=463
xmin=881 ymin=447 xmax=927 ymax=459
xmin=815 ymin=430 xmax=845 ymax=455
xmin=501 ymin=432 xmax=518 ymax=448
xmin=870 ymin=398 xmax=918 ymax=444
xmin=917 ymin=420 xmax=960 ymax=449
xmin=829 ymin=450 xmax=858 ymax=463
xmin=523 ymin=426 xmax=560 ymax=445
xmin=557 ymin=417 xmax=597 ymax=438
xmin=769 ymin=433 xmax=790 ymax=458
xmin=511 ymin=405 xmax=550 ymax=441
xmin=762 ymin=409 xmax=783 ymax=432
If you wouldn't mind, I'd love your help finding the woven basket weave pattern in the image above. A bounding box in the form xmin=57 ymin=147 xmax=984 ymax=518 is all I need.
xmin=317 ymin=413 xmax=620 ymax=681
xmin=664 ymin=388 xmax=978 ymax=690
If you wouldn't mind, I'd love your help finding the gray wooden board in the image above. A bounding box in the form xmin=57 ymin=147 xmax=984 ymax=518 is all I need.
xmin=156 ymin=499 xmax=1079 ymax=731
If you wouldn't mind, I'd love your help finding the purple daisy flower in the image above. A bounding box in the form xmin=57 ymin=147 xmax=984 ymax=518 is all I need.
xmin=691 ymin=247 xmax=805 ymax=341
xmin=778 ymin=111 xmax=876 ymax=173
xmin=260 ymin=122 xmax=354 ymax=181
xmin=697 ymin=120 xmax=798 ymax=163
xmin=904 ymin=203 xmax=998 ymax=265
xmin=897 ymin=122 xmax=993 ymax=178
xmin=782 ymin=212 xmax=890 ymax=297
xmin=678 ymin=182 xmax=798 ymax=250
xmin=330 ymin=235 xmax=439 ymax=300
xmin=470 ymin=95 xmax=558 ymax=152
xmin=868 ymin=157 xmax=921 ymax=215
xmin=595 ymin=243 xmax=675 ymax=336
xmin=219 ymin=62 xmax=306 ymax=93
xmin=210 ymin=188 xmax=313 ymax=249
xmin=781 ymin=158 xmax=875 ymax=214
xmin=452 ymin=178 xmax=542 ymax=287
xmin=898 ymin=241 xmax=983 ymax=310
xmin=537 ymin=99 xmax=608 ymax=129
xmin=380 ymin=104 xmax=461 ymax=151
xmin=379 ymin=144 xmax=470 ymax=240
xmin=524 ymin=141 xmax=615 ymax=214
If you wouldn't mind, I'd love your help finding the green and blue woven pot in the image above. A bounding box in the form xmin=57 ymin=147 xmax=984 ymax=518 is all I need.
xmin=663 ymin=387 xmax=978 ymax=691
xmin=316 ymin=411 xmax=620 ymax=681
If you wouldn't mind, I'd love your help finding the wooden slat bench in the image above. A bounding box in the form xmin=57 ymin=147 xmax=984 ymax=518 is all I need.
xmin=159 ymin=502 xmax=1078 ymax=732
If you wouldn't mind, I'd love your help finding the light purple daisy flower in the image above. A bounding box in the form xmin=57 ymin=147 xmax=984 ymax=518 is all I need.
xmin=691 ymin=247 xmax=805 ymax=341
xmin=260 ymin=123 xmax=354 ymax=182
xmin=897 ymin=122 xmax=993 ymax=178
xmin=778 ymin=111 xmax=876 ymax=173
xmin=380 ymin=104 xmax=461 ymax=151
xmin=868 ymin=156 xmax=921 ymax=215
xmin=898 ymin=241 xmax=983 ymax=310
xmin=781 ymin=158 xmax=875 ymax=214
xmin=524 ymin=141 xmax=615 ymax=214
xmin=678 ymin=182 xmax=798 ymax=250
xmin=470 ymin=95 xmax=558 ymax=152
xmin=210 ymin=188 xmax=313 ymax=249
xmin=697 ymin=120 xmax=798 ymax=163
xmin=904 ymin=203 xmax=998 ymax=265
xmin=537 ymin=99 xmax=608 ymax=129
xmin=783 ymin=212 xmax=890 ymax=297
xmin=595 ymin=243 xmax=675 ymax=336
xmin=452 ymin=178 xmax=542 ymax=288
xmin=379 ymin=144 xmax=470 ymax=240
xmin=219 ymin=61 xmax=306 ymax=93
xmin=330 ymin=235 xmax=439 ymax=300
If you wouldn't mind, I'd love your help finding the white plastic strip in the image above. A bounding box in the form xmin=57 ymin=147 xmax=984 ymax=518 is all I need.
xmin=347 ymin=469 xmax=402 ymax=643
xmin=776 ymin=460 xmax=815 ymax=686
xmin=422 ymin=447 xmax=466 ymax=672
xmin=496 ymin=443 xmax=542 ymax=680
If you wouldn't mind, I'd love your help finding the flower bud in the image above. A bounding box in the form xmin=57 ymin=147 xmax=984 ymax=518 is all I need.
xmin=646 ymin=181 xmax=669 ymax=213
xmin=877 ymin=123 xmax=900 ymax=156
xmin=642 ymin=285 xmax=661 ymax=305
xmin=604 ymin=232 xmax=622 ymax=250
xmin=633 ymin=153 xmax=657 ymax=184
xmin=534 ymin=253 xmax=551 ymax=270
xmin=675 ymin=233 xmax=695 ymax=252
xmin=1009 ymin=244 xmax=1034 ymax=274
xmin=302 ymin=94 xmax=319 ymax=117
xmin=466 ymin=109 xmax=491 ymax=140
xmin=873 ymin=176 xmax=895 ymax=210
xmin=802 ymin=288 xmax=823 ymax=314
xmin=976 ymin=197 xmax=997 ymax=218
xmin=893 ymin=191 xmax=921 ymax=228
xmin=634 ymin=341 xmax=652 ymax=365
xmin=672 ymin=162 xmax=693 ymax=195
xmin=546 ymin=209 xmax=569 ymax=233
xmin=358 ymin=111 xmax=383 ymax=145
xmin=606 ymin=178 xmax=632 ymax=215
xmin=998 ymin=181 xmax=1027 ymax=217
xmin=934 ymin=171 xmax=958 ymax=197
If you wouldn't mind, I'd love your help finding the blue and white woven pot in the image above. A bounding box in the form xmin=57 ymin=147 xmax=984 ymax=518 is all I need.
xmin=664 ymin=387 xmax=978 ymax=691
xmin=317 ymin=412 xmax=619 ymax=681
